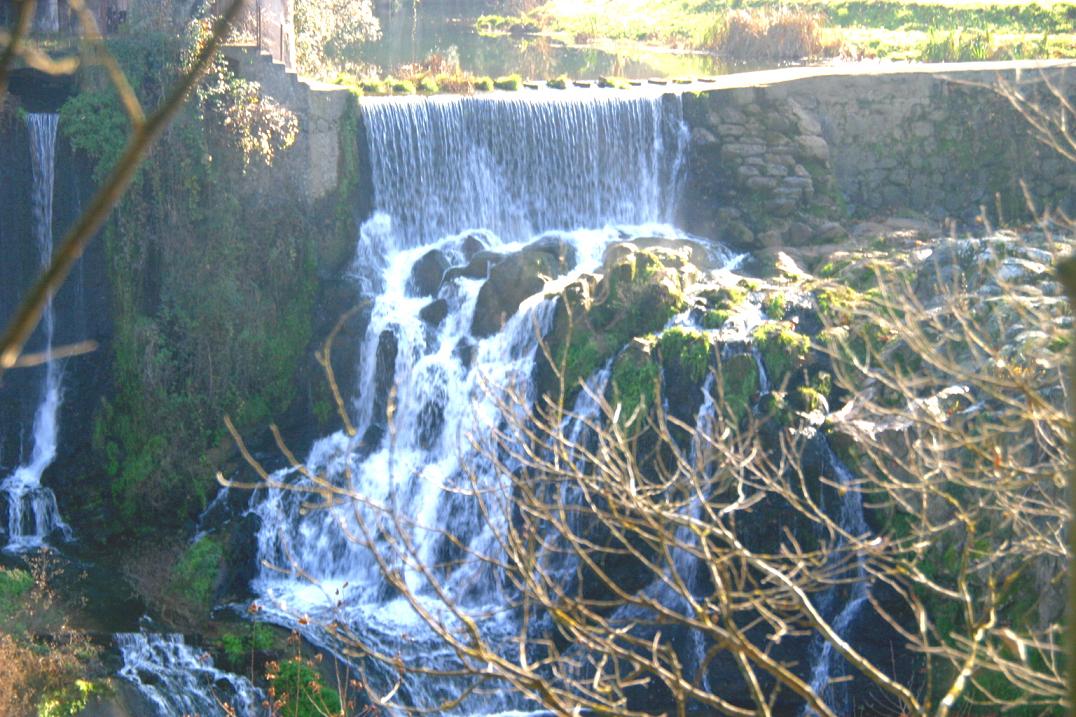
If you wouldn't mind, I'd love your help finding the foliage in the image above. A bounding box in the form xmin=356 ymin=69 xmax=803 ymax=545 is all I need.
xmin=170 ymin=536 xmax=224 ymax=615
xmin=0 ymin=558 xmax=98 ymax=717
xmin=547 ymin=74 xmax=569 ymax=89
xmin=494 ymin=73 xmax=524 ymax=90
xmin=294 ymin=0 xmax=380 ymax=77
xmin=521 ymin=0 xmax=1076 ymax=59
xmin=267 ymin=655 xmax=343 ymax=717
xmin=0 ymin=567 xmax=34 ymax=622
xmin=751 ymin=320 xmax=810 ymax=386
xmin=60 ymin=32 xmax=329 ymax=536
xmin=703 ymin=6 xmax=828 ymax=60
xmin=219 ymin=622 xmax=277 ymax=670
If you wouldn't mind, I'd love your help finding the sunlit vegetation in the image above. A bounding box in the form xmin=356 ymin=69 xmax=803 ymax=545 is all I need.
xmin=510 ymin=0 xmax=1076 ymax=60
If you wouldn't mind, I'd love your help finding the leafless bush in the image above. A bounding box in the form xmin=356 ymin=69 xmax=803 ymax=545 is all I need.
xmin=703 ymin=7 xmax=831 ymax=62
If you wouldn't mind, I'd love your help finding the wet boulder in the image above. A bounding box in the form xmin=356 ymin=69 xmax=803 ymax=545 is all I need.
xmin=471 ymin=238 xmax=577 ymax=338
xmin=442 ymin=250 xmax=504 ymax=285
xmin=215 ymin=512 xmax=262 ymax=604
xmin=407 ymin=249 xmax=450 ymax=297
xmin=459 ymin=233 xmax=489 ymax=261
xmin=419 ymin=298 xmax=449 ymax=327
xmin=371 ymin=329 xmax=399 ymax=428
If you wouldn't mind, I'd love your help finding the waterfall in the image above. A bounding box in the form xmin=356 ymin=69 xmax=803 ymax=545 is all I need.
xmin=802 ymin=442 xmax=871 ymax=716
xmin=2 ymin=113 xmax=71 ymax=551
xmin=251 ymin=90 xmax=690 ymax=714
xmin=116 ymin=632 xmax=265 ymax=717
xmin=361 ymin=90 xmax=687 ymax=248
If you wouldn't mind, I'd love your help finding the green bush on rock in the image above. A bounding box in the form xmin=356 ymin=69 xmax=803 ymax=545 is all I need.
xmin=611 ymin=346 xmax=660 ymax=430
xmin=752 ymin=321 xmax=810 ymax=387
xmin=170 ymin=537 xmax=224 ymax=615
xmin=540 ymin=244 xmax=692 ymax=399
xmin=494 ymin=74 xmax=524 ymax=90
xmin=657 ymin=328 xmax=712 ymax=385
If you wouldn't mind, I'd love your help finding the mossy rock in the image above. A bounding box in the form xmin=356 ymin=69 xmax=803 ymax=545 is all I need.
xmin=752 ymin=321 xmax=810 ymax=388
xmin=657 ymin=328 xmax=712 ymax=386
xmin=716 ymin=352 xmax=760 ymax=425
xmin=538 ymin=244 xmax=692 ymax=400
xmin=610 ymin=343 xmax=660 ymax=431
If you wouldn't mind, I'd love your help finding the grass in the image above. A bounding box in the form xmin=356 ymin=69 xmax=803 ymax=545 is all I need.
xmin=515 ymin=0 xmax=1076 ymax=60
xmin=704 ymin=7 xmax=828 ymax=60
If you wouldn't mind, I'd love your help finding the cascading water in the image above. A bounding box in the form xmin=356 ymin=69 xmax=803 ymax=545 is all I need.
xmin=802 ymin=443 xmax=871 ymax=716
xmin=2 ymin=113 xmax=71 ymax=551
xmin=251 ymin=89 xmax=690 ymax=714
xmin=116 ymin=632 xmax=265 ymax=717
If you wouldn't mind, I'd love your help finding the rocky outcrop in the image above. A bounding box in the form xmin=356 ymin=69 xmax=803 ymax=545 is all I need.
xmin=470 ymin=236 xmax=576 ymax=338
xmin=535 ymin=241 xmax=697 ymax=401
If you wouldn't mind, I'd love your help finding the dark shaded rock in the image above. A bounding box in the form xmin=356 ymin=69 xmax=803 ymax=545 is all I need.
xmin=471 ymin=240 xmax=576 ymax=338
xmin=454 ymin=338 xmax=476 ymax=369
xmin=216 ymin=512 xmax=262 ymax=603
xmin=419 ymin=299 xmax=449 ymax=327
xmin=442 ymin=250 xmax=504 ymax=284
xmin=372 ymin=329 xmax=399 ymax=427
xmin=407 ymin=249 xmax=449 ymax=297
xmin=459 ymin=233 xmax=488 ymax=261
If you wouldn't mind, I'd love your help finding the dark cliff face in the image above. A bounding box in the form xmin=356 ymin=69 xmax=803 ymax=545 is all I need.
xmin=0 ymin=109 xmax=111 ymax=493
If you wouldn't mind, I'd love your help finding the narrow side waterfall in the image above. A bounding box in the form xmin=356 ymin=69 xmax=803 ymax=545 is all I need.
xmin=2 ymin=113 xmax=71 ymax=551
xmin=803 ymin=443 xmax=871 ymax=716
xmin=116 ymin=633 xmax=265 ymax=717
xmin=252 ymin=90 xmax=690 ymax=714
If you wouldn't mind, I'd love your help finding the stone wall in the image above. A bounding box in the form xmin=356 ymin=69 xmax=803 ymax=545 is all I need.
xmin=223 ymin=47 xmax=352 ymax=202
xmin=680 ymin=62 xmax=1075 ymax=250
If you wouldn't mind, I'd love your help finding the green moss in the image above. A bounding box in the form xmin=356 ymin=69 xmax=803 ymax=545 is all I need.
xmin=763 ymin=292 xmax=787 ymax=320
xmin=718 ymin=352 xmax=760 ymax=424
xmin=657 ymin=328 xmax=712 ymax=385
xmin=548 ymin=75 xmax=570 ymax=89
xmin=360 ymin=79 xmax=388 ymax=94
xmin=794 ymin=386 xmax=827 ymax=412
xmin=752 ymin=322 xmax=810 ymax=386
xmin=611 ymin=351 xmax=660 ymax=430
xmin=494 ymin=74 xmax=524 ymax=90
xmin=218 ymin=622 xmax=278 ymax=670
xmin=702 ymin=308 xmax=732 ymax=329
xmin=700 ymin=284 xmax=747 ymax=312
xmin=758 ymin=391 xmax=792 ymax=426
xmin=171 ymin=537 xmax=223 ymax=614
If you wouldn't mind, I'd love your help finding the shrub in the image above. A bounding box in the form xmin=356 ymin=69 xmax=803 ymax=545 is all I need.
xmin=169 ymin=537 xmax=224 ymax=618
xmin=494 ymin=74 xmax=523 ymax=90
xmin=474 ymin=76 xmax=495 ymax=91
xmin=268 ymin=656 xmax=342 ymax=717
xmin=704 ymin=7 xmax=827 ymax=61
xmin=417 ymin=75 xmax=440 ymax=94
xmin=548 ymin=75 xmax=569 ymax=89
xmin=360 ymin=79 xmax=388 ymax=95
xmin=390 ymin=79 xmax=416 ymax=95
